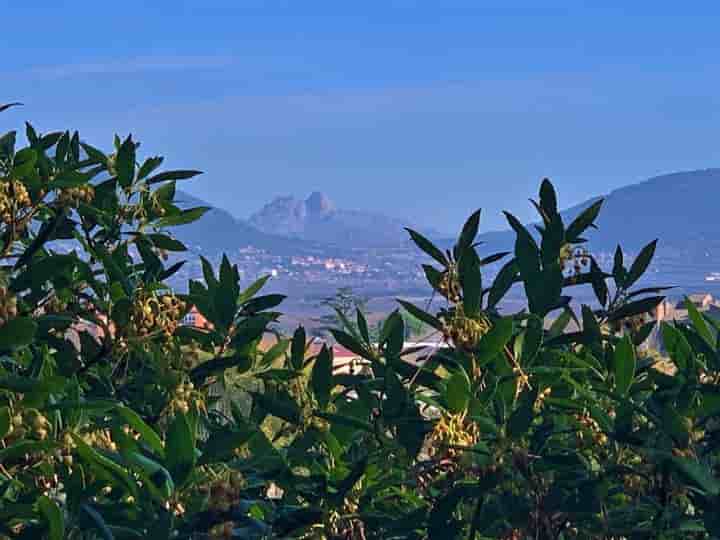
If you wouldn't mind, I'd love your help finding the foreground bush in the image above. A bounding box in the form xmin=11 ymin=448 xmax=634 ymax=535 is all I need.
xmin=0 ymin=106 xmax=719 ymax=539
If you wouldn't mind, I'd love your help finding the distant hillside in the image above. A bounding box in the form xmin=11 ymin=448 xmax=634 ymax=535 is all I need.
xmin=172 ymin=191 xmax=320 ymax=254
xmin=249 ymin=191 xmax=443 ymax=248
xmin=473 ymin=169 xmax=720 ymax=254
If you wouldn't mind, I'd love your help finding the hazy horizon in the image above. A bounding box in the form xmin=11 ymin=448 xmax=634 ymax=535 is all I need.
xmin=5 ymin=2 xmax=720 ymax=231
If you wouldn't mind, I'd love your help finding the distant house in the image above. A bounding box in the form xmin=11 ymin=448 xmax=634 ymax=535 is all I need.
xmin=182 ymin=306 xmax=212 ymax=330
xmin=656 ymin=293 xmax=720 ymax=323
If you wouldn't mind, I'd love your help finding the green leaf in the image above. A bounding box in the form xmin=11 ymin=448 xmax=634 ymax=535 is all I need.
xmin=199 ymin=428 xmax=254 ymax=465
xmin=13 ymin=147 xmax=37 ymax=177
xmin=146 ymin=169 xmax=202 ymax=185
xmin=475 ymin=316 xmax=513 ymax=362
xmin=166 ymin=413 xmax=195 ymax=486
xmin=515 ymin=315 xmax=543 ymax=365
xmin=539 ymin=178 xmax=558 ymax=217
xmin=38 ymin=496 xmax=64 ymax=540
xmin=669 ymin=457 xmax=720 ymax=496
xmin=613 ymin=335 xmax=635 ymax=395
xmin=405 ymin=228 xmax=448 ymax=266
xmin=330 ymin=329 xmax=371 ymax=360
xmin=0 ymin=407 xmax=9 ymax=439
xmin=80 ymin=504 xmax=114 ymax=540
xmin=507 ymin=388 xmax=537 ymax=439
xmin=625 ymin=240 xmax=657 ymax=288
xmin=612 ymin=245 xmax=626 ymax=287
xmin=566 ymin=198 xmax=603 ymax=243
xmin=0 ymin=317 xmax=37 ymax=349
xmin=685 ymin=296 xmax=715 ymax=348
xmin=662 ymin=323 xmax=692 ymax=372
xmin=137 ymin=156 xmax=164 ymax=180
xmin=458 ymin=209 xmax=481 ymax=251
xmin=157 ymin=206 xmax=210 ymax=227
xmin=116 ymin=407 xmax=165 ymax=457
xmin=446 ymin=369 xmax=471 ymax=413
xmin=488 ymin=259 xmax=519 ymax=309
xmin=241 ymin=294 xmax=286 ymax=315
xmin=115 ymin=135 xmax=136 ymax=188
xmin=290 ymin=326 xmax=306 ymax=370
xmin=146 ymin=233 xmax=186 ymax=252
xmin=396 ymin=299 xmax=443 ymax=331
xmin=607 ymin=296 xmax=664 ymax=322
xmin=311 ymin=345 xmax=333 ymax=409
xmin=458 ymin=247 xmax=482 ymax=316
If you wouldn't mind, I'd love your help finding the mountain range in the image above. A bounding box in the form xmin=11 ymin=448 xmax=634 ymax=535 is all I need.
xmin=172 ymin=168 xmax=720 ymax=257
xmin=472 ymin=168 xmax=720 ymax=255
xmin=248 ymin=191 xmax=443 ymax=247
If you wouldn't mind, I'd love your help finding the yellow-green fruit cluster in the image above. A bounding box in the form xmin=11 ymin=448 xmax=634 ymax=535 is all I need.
xmin=130 ymin=293 xmax=186 ymax=339
xmin=575 ymin=412 xmax=607 ymax=446
xmin=170 ymin=382 xmax=195 ymax=414
xmin=58 ymin=185 xmax=94 ymax=207
xmin=0 ymin=286 xmax=18 ymax=327
xmin=82 ymin=429 xmax=117 ymax=452
xmin=0 ymin=180 xmax=31 ymax=224
xmin=438 ymin=267 xmax=461 ymax=302
xmin=429 ymin=410 xmax=479 ymax=459
xmin=5 ymin=409 xmax=51 ymax=441
xmin=444 ymin=311 xmax=491 ymax=350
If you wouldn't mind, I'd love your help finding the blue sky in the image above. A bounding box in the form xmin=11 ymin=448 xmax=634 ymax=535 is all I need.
xmin=3 ymin=1 xmax=720 ymax=232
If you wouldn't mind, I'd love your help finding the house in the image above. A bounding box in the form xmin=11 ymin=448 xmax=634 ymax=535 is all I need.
xmin=182 ymin=306 xmax=212 ymax=329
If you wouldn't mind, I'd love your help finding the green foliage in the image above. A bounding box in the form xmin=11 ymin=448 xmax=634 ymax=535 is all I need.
xmin=1 ymin=106 xmax=718 ymax=540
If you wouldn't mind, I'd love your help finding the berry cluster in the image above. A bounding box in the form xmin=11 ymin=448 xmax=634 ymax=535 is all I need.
xmin=574 ymin=411 xmax=608 ymax=446
xmin=442 ymin=309 xmax=492 ymax=350
xmin=57 ymin=185 xmax=94 ymax=207
xmin=0 ymin=286 xmax=18 ymax=327
xmin=4 ymin=409 xmax=50 ymax=442
xmin=429 ymin=410 xmax=480 ymax=459
xmin=559 ymin=243 xmax=590 ymax=277
xmin=0 ymin=180 xmax=31 ymax=225
xmin=169 ymin=381 xmax=199 ymax=415
xmin=129 ymin=292 xmax=186 ymax=339
xmin=437 ymin=266 xmax=461 ymax=303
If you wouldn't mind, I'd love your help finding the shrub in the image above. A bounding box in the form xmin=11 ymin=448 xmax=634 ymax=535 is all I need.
xmin=0 ymin=105 xmax=718 ymax=540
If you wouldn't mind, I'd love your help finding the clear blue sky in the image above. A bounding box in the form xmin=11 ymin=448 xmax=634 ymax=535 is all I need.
xmin=3 ymin=1 xmax=720 ymax=232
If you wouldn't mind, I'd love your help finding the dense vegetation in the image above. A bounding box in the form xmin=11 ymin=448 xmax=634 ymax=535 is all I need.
xmin=0 ymin=106 xmax=719 ymax=539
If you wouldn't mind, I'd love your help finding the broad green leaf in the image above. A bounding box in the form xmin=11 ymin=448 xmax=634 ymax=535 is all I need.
xmin=405 ymin=228 xmax=448 ymax=266
xmin=199 ymin=428 xmax=254 ymax=465
xmin=458 ymin=247 xmax=482 ymax=316
xmin=613 ymin=335 xmax=635 ymax=395
xmin=0 ymin=407 xmax=9 ymax=439
xmin=0 ymin=317 xmax=37 ymax=349
xmin=662 ymin=322 xmax=692 ymax=372
xmin=458 ymin=209 xmax=481 ymax=251
xmin=157 ymin=206 xmax=210 ymax=227
xmin=625 ymin=240 xmax=657 ymax=288
xmin=446 ymin=369 xmax=471 ymax=413
xmin=290 ymin=326 xmax=306 ymax=370
xmin=607 ymin=296 xmax=664 ymax=322
xmin=38 ymin=496 xmax=64 ymax=540
xmin=166 ymin=413 xmax=195 ymax=486
xmin=685 ymin=296 xmax=715 ymax=348
xmin=475 ymin=316 xmax=513 ymax=362
xmin=146 ymin=169 xmax=202 ymax=185
xmin=311 ymin=345 xmax=333 ymax=409
xmin=116 ymin=407 xmax=164 ymax=457
xmin=396 ymin=299 xmax=443 ymax=331
xmin=670 ymin=457 xmax=720 ymax=496
xmin=488 ymin=259 xmax=519 ymax=309
xmin=115 ymin=135 xmax=136 ymax=188
xmin=566 ymin=198 xmax=603 ymax=242
xmin=539 ymin=178 xmax=558 ymax=217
